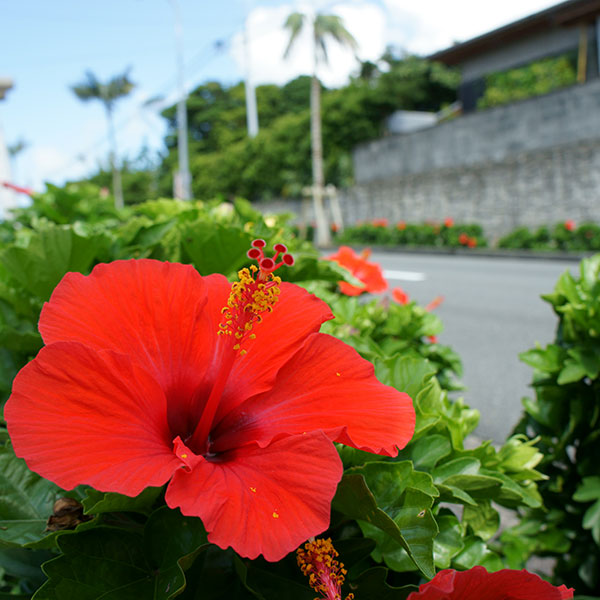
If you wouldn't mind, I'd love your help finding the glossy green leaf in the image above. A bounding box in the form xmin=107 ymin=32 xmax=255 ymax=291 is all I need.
xmin=574 ymin=477 xmax=600 ymax=502
xmin=410 ymin=434 xmax=451 ymax=471
xmin=34 ymin=509 xmax=209 ymax=600
xmin=332 ymin=472 xmax=436 ymax=579
xmin=432 ymin=513 xmax=464 ymax=569
xmin=82 ymin=487 xmax=162 ymax=516
xmin=462 ymin=501 xmax=499 ymax=541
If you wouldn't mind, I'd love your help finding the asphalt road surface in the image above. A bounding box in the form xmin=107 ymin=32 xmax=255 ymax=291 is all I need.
xmin=368 ymin=251 xmax=581 ymax=443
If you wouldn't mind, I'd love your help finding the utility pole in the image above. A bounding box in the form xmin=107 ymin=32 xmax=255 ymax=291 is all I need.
xmin=170 ymin=0 xmax=192 ymax=199
xmin=243 ymin=0 xmax=259 ymax=137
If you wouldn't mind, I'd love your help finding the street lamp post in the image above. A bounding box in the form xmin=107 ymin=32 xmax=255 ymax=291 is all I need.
xmin=170 ymin=0 xmax=192 ymax=200
xmin=0 ymin=78 xmax=15 ymax=221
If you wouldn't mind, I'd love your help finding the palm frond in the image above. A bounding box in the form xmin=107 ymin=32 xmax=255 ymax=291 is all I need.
xmin=283 ymin=12 xmax=306 ymax=59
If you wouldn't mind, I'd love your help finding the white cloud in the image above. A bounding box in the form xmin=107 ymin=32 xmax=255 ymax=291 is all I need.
xmin=382 ymin=0 xmax=557 ymax=55
xmin=230 ymin=2 xmax=386 ymax=87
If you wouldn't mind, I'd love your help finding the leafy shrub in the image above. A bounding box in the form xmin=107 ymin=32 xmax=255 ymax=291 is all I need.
xmin=498 ymin=222 xmax=600 ymax=252
xmin=504 ymin=254 xmax=600 ymax=595
xmin=0 ymin=186 xmax=544 ymax=597
xmin=337 ymin=221 xmax=487 ymax=249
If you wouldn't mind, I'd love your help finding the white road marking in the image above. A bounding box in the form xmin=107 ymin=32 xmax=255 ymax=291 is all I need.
xmin=383 ymin=270 xmax=426 ymax=282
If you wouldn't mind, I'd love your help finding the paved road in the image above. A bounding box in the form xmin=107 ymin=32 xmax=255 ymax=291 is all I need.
xmin=368 ymin=251 xmax=581 ymax=443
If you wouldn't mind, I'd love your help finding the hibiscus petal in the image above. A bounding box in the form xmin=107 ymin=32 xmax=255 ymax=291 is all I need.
xmin=211 ymin=333 xmax=414 ymax=457
xmin=165 ymin=431 xmax=342 ymax=562
xmin=5 ymin=342 xmax=180 ymax=495
xmin=215 ymin=281 xmax=334 ymax=421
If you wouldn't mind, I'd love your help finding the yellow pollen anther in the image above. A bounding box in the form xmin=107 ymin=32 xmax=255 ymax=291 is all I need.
xmin=336 ymin=372 xmax=341 ymax=377
xmin=250 ymin=487 xmax=256 ymax=493
xmin=218 ymin=264 xmax=282 ymax=355
xmin=272 ymin=511 xmax=279 ymax=519
xmin=181 ymin=454 xmax=188 ymax=459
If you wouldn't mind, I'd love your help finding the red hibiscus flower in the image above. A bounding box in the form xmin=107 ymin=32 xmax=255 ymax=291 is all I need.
xmin=458 ymin=233 xmax=469 ymax=245
xmin=407 ymin=567 xmax=573 ymax=599
xmin=5 ymin=242 xmax=414 ymax=562
xmin=392 ymin=287 xmax=410 ymax=305
xmin=327 ymin=246 xmax=388 ymax=296
xmin=443 ymin=217 xmax=454 ymax=228
xmin=397 ymin=221 xmax=407 ymax=231
xmin=564 ymin=219 xmax=576 ymax=232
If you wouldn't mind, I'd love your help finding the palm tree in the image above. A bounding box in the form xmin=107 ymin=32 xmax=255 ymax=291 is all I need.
xmin=71 ymin=69 xmax=135 ymax=209
xmin=284 ymin=12 xmax=357 ymax=246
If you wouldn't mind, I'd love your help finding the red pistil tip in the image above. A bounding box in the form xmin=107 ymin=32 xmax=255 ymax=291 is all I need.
xmin=260 ymin=258 xmax=275 ymax=272
xmin=247 ymin=240 xmax=295 ymax=276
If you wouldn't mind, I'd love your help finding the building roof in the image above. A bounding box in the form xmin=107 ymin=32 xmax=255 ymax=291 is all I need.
xmin=429 ymin=0 xmax=600 ymax=66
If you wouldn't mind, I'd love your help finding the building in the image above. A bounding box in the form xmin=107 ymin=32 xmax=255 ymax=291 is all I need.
xmin=430 ymin=0 xmax=600 ymax=111
xmin=343 ymin=0 xmax=600 ymax=238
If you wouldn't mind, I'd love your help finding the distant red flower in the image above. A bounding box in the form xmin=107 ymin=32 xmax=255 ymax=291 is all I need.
xmin=564 ymin=219 xmax=576 ymax=232
xmin=327 ymin=246 xmax=388 ymax=296
xmin=467 ymin=237 xmax=477 ymax=248
xmin=458 ymin=233 xmax=469 ymax=246
xmin=331 ymin=223 xmax=339 ymax=233
xmin=443 ymin=217 xmax=454 ymax=228
xmin=371 ymin=218 xmax=389 ymax=228
xmin=427 ymin=335 xmax=438 ymax=344
xmin=407 ymin=567 xmax=573 ymax=599
xmin=425 ymin=296 xmax=444 ymax=311
xmin=6 ymin=242 xmax=415 ymax=561
xmin=392 ymin=287 xmax=410 ymax=305
xmin=397 ymin=221 xmax=407 ymax=231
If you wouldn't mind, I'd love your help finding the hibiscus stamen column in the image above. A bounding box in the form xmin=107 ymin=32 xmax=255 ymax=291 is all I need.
xmin=190 ymin=240 xmax=294 ymax=452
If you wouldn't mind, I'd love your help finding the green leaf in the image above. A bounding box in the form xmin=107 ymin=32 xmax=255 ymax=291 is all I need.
xmin=34 ymin=509 xmax=210 ymax=600
xmin=373 ymin=355 xmax=436 ymax=399
xmin=33 ymin=528 xmax=154 ymax=599
xmin=348 ymin=567 xmax=416 ymax=599
xmin=181 ymin=222 xmax=252 ymax=275
xmin=574 ymin=477 xmax=600 ymax=502
xmin=0 ymin=225 xmax=108 ymax=299
xmin=432 ymin=513 xmax=464 ymax=569
xmin=410 ymin=434 xmax=451 ymax=470
xmin=582 ymin=500 xmax=600 ymax=545
xmin=81 ymin=487 xmax=162 ymax=516
xmin=432 ymin=458 xmax=480 ymax=483
xmin=519 ymin=345 xmax=564 ymax=373
xmin=332 ymin=472 xmax=437 ymax=579
xmin=452 ymin=536 xmax=502 ymax=571
xmin=0 ymin=445 xmax=69 ymax=548
xmin=462 ymin=501 xmax=499 ymax=541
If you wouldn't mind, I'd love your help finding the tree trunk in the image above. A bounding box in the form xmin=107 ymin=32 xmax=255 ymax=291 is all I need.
xmin=310 ymin=73 xmax=330 ymax=247
xmin=105 ymin=107 xmax=124 ymax=210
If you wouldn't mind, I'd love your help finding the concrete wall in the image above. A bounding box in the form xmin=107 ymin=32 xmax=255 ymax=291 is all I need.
xmin=343 ymin=80 xmax=600 ymax=239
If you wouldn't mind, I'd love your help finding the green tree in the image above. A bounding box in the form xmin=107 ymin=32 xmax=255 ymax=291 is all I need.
xmin=284 ymin=12 xmax=358 ymax=246
xmin=71 ymin=69 xmax=135 ymax=209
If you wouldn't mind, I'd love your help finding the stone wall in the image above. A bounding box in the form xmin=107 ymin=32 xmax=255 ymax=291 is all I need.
xmin=256 ymin=81 xmax=600 ymax=239
xmin=345 ymin=80 xmax=600 ymax=239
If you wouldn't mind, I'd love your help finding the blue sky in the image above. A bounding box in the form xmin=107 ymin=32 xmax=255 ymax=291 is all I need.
xmin=0 ymin=0 xmax=556 ymax=191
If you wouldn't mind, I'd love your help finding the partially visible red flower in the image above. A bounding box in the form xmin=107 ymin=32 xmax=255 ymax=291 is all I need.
xmin=331 ymin=223 xmax=339 ymax=233
xmin=326 ymin=246 xmax=388 ymax=296
xmin=444 ymin=217 xmax=454 ymax=228
xmin=564 ymin=219 xmax=576 ymax=232
xmin=467 ymin=237 xmax=477 ymax=248
xmin=6 ymin=242 xmax=415 ymax=562
xmin=425 ymin=296 xmax=444 ymax=311
xmin=392 ymin=287 xmax=410 ymax=305
xmin=458 ymin=233 xmax=469 ymax=245
xmin=397 ymin=221 xmax=407 ymax=231
xmin=407 ymin=567 xmax=573 ymax=600
xmin=427 ymin=335 xmax=438 ymax=344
